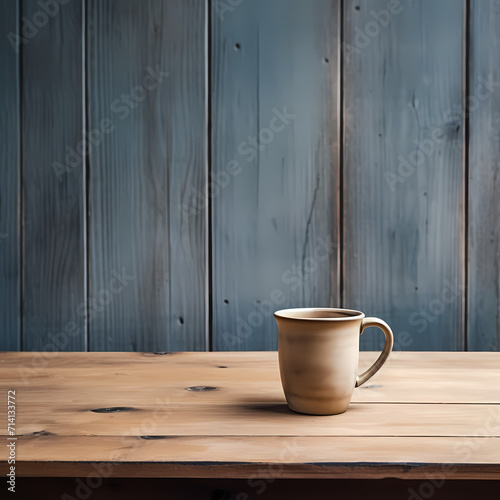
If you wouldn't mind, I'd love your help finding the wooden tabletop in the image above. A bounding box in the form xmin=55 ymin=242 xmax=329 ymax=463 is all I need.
xmin=0 ymin=351 xmax=499 ymax=479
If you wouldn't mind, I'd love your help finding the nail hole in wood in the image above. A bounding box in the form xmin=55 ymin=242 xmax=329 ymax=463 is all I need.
xmin=234 ymin=43 xmax=241 ymax=50
xmin=324 ymin=58 xmax=329 ymax=64
xmin=224 ymin=299 xmax=229 ymax=304
xmin=140 ymin=435 xmax=168 ymax=440
xmin=178 ymin=317 xmax=184 ymax=325
xmin=31 ymin=430 xmax=53 ymax=436
xmin=218 ymin=365 xmax=227 ymax=369
xmin=91 ymin=407 xmax=136 ymax=413
xmin=186 ymin=386 xmax=219 ymax=392
xmin=355 ymin=5 xmax=360 ymax=10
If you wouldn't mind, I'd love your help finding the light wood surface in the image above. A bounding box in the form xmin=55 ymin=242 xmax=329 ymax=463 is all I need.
xmin=3 ymin=351 xmax=500 ymax=403
xmin=0 ymin=352 xmax=499 ymax=479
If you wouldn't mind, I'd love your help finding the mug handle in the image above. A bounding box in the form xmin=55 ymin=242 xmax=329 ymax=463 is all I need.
xmin=356 ymin=317 xmax=394 ymax=387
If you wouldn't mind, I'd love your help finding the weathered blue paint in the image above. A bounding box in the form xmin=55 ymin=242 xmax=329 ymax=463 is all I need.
xmin=21 ymin=0 xmax=86 ymax=350
xmin=0 ymin=0 xmax=499 ymax=353
xmin=0 ymin=1 xmax=20 ymax=350
xmin=343 ymin=0 xmax=465 ymax=351
xmin=211 ymin=0 xmax=341 ymax=350
xmin=468 ymin=0 xmax=500 ymax=351
xmin=87 ymin=0 xmax=207 ymax=351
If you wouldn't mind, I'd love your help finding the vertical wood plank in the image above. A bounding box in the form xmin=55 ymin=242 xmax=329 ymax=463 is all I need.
xmin=0 ymin=1 xmax=20 ymax=350
xmin=22 ymin=0 xmax=86 ymax=350
xmin=343 ymin=0 xmax=465 ymax=350
xmin=468 ymin=0 xmax=500 ymax=350
xmin=87 ymin=0 xmax=207 ymax=351
xmin=211 ymin=0 xmax=340 ymax=350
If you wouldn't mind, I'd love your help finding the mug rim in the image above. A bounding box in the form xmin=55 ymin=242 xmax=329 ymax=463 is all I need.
xmin=274 ymin=307 xmax=365 ymax=321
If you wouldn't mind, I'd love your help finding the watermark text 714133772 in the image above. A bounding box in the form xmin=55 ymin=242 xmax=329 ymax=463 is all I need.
xmin=7 ymin=390 xmax=16 ymax=494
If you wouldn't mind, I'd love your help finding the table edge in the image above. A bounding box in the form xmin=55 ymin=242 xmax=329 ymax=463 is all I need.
xmin=3 ymin=461 xmax=499 ymax=480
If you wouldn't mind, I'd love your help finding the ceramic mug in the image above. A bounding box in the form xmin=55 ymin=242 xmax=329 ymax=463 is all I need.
xmin=274 ymin=308 xmax=394 ymax=415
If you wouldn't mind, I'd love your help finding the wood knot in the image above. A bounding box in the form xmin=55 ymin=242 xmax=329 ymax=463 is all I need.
xmin=31 ymin=430 xmax=53 ymax=436
xmin=91 ymin=407 xmax=136 ymax=413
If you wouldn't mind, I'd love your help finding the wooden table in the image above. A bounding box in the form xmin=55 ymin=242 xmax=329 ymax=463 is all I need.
xmin=1 ymin=351 xmax=499 ymax=498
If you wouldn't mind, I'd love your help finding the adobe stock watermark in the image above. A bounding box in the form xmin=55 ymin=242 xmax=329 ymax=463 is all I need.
xmin=52 ymin=66 xmax=169 ymax=181
xmin=385 ymin=74 xmax=500 ymax=192
xmin=222 ymin=235 xmax=335 ymax=348
xmin=180 ymin=106 xmax=296 ymax=221
xmin=236 ymin=438 xmax=300 ymax=500
xmin=407 ymin=405 xmax=500 ymax=500
xmin=342 ymin=0 xmax=404 ymax=57
xmin=7 ymin=0 xmax=71 ymax=53
xmin=383 ymin=280 xmax=463 ymax=360
xmin=353 ymin=280 xmax=463 ymax=360
xmin=375 ymin=280 xmax=463 ymax=360
xmin=407 ymin=280 xmax=464 ymax=335
xmin=17 ymin=268 xmax=135 ymax=385
xmin=214 ymin=0 xmax=244 ymax=21
xmin=61 ymin=397 xmax=173 ymax=500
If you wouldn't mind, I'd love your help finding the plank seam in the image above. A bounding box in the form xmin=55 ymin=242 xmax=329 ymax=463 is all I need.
xmin=463 ymin=0 xmax=471 ymax=351
xmin=83 ymin=0 xmax=89 ymax=352
xmin=207 ymin=0 xmax=213 ymax=352
xmin=9 ymin=434 xmax=500 ymax=438
xmin=338 ymin=0 xmax=344 ymax=309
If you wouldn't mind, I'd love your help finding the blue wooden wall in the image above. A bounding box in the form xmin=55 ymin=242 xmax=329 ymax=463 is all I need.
xmin=1 ymin=0 xmax=499 ymax=352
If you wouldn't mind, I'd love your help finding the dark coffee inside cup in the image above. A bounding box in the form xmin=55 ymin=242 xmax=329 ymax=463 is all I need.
xmin=274 ymin=308 xmax=363 ymax=320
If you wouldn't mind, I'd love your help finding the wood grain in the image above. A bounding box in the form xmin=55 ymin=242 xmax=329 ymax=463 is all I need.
xmin=2 ymin=351 xmax=500 ymax=404
xmin=21 ymin=0 xmax=86 ymax=350
xmin=10 ymin=435 xmax=500 ymax=464
xmin=468 ymin=0 xmax=500 ymax=350
xmin=343 ymin=0 xmax=465 ymax=350
xmin=0 ymin=352 xmax=499 ymax=479
xmin=5 ymin=401 xmax=500 ymax=438
xmin=211 ymin=0 xmax=340 ymax=350
xmin=5 ymin=437 xmax=500 ymax=479
xmin=87 ymin=0 xmax=207 ymax=351
xmin=0 ymin=0 xmax=20 ymax=350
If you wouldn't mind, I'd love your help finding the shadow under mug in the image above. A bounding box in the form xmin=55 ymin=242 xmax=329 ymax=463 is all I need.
xmin=274 ymin=307 xmax=394 ymax=415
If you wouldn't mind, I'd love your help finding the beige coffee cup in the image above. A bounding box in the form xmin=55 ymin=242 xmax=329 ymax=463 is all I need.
xmin=274 ymin=308 xmax=394 ymax=415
